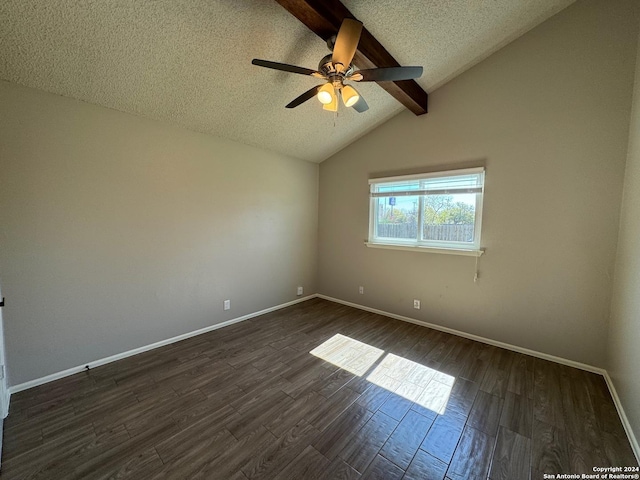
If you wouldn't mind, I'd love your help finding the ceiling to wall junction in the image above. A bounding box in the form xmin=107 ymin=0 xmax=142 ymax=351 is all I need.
xmin=0 ymin=0 xmax=575 ymax=162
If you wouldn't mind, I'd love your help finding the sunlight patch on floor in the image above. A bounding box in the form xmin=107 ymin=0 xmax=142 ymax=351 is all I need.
xmin=310 ymin=333 xmax=384 ymax=376
xmin=310 ymin=334 xmax=455 ymax=414
xmin=366 ymin=353 xmax=454 ymax=414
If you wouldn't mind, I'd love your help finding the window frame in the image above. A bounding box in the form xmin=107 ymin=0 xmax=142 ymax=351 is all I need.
xmin=367 ymin=167 xmax=485 ymax=255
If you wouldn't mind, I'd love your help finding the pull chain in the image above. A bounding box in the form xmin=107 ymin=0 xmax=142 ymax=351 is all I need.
xmin=474 ymin=255 xmax=479 ymax=283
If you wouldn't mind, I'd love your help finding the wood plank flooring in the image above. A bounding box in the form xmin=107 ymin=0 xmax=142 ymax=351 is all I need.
xmin=1 ymin=298 xmax=637 ymax=479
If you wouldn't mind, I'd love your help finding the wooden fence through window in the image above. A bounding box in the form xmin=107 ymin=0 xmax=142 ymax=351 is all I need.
xmin=377 ymin=223 xmax=474 ymax=242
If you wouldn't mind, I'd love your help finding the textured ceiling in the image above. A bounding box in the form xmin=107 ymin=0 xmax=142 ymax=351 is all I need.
xmin=0 ymin=0 xmax=575 ymax=162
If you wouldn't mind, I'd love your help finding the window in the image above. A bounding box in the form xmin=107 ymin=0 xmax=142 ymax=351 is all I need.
xmin=367 ymin=167 xmax=484 ymax=254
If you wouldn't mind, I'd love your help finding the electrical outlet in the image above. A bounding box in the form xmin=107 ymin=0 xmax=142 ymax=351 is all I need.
xmin=358 ymin=286 xmax=364 ymax=294
xmin=223 ymin=299 xmax=231 ymax=311
xmin=413 ymin=299 xmax=421 ymax=309
xmin=297 ymin=286 xmax=303 ymax=296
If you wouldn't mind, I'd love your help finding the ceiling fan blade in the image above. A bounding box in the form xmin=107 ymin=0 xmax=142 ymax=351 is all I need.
xmin=252 ymin=59 xmax=323 ymax=77
xmin=351 ymin=95 xmax=369 ymax=113
xmin=286 ymin=85 xmax=321 ymax=109
xmin=350 ymin=66 xmax=423 ymax=82
xmin=332 ymin=19 xmax=363 ymax=72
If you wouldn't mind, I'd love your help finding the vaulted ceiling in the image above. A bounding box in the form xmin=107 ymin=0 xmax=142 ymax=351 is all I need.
xmin=0 ymin=0 xmax=575 ymax=162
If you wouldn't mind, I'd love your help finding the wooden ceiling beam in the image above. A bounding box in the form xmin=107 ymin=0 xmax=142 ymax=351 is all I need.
xmin=274 ymin=0 xmax=428 ymax=115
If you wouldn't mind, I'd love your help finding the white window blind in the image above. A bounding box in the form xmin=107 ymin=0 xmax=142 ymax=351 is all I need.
xmin=369 ymin=168 xmax=484 ymax=197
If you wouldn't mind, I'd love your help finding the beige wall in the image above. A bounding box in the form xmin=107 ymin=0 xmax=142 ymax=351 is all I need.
xmin=318 ymin=0 xmax=639 ymax=367
xmin=608 ymin=26 xmax=640 ymax=449
xmin=0 ymin=81 xmax=318 ymax=386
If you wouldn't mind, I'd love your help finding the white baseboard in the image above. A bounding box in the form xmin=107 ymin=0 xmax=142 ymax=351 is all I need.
xmin=6 ymin=292 xmax=607 ymax=391
xmin=318 ymin=294 xmax=639 ymax=462
xmin=0 ymin=417 xmax=3 ymax=468
xmin=2 ymin=388 xmax=8 ymax=418
xmin=317 ymin=294 xmax=605 ymax=374
xmin=602 ymin=371 xmax=640 ymax=464
xmin=8 ymin=295 xmax=317 ymax=395
xmin=6 ymin=292 xmax=638 ymax=463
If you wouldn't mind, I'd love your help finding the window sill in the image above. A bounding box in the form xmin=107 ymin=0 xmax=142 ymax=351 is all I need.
xmin=364 ymin=241 xmax=484 ymax=257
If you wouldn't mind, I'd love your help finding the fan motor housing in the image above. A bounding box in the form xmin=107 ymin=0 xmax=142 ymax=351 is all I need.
xmin=318 ymin=54 xmax=354 ymax=81
xmin=318 ymin=54 xmax=334 ymax=74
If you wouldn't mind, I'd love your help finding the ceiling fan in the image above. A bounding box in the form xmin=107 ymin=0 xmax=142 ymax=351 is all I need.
xmin=251 ymin=18 xmax=423 ymax=113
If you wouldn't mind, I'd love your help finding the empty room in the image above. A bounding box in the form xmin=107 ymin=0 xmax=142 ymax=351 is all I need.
xmin=1 ymin=0 xmax=639 ymax=479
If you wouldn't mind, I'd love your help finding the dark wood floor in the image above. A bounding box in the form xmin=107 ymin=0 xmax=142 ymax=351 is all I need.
xmin=1 ymin=298 xmax=637 ymax=479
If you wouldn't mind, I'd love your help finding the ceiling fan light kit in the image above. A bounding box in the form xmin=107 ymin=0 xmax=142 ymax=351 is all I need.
xmin=317 ymin=83 xmax=335 ymax=105
xmin=323 ymin=93 xmax=338 ymax=112
xmin=341 ymin=85 xmax=360 ymax=108
xmin=252 ymin=18 xmax=423 ymax=114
